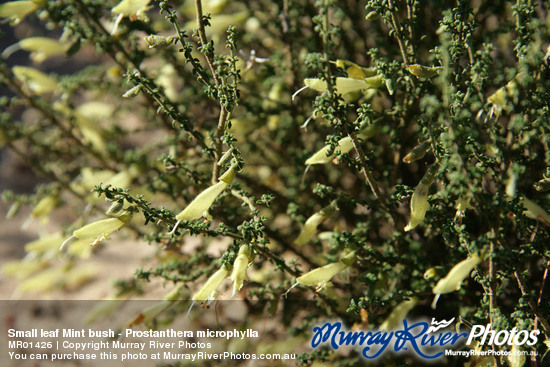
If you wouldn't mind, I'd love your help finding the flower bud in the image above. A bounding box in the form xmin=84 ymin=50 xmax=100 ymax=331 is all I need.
xmin=423 ymin=267 xmax=438 ymax=279
xmin=106 ymin=200 xmax=124 ymax=215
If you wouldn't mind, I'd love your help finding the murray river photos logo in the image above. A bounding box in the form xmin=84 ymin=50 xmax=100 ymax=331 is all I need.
xmin=310 ymin=318 xmax=540 ymax=360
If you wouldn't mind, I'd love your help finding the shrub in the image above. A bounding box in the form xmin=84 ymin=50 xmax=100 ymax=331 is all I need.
xmin=1 ymin=0 xmax=549 ymax=365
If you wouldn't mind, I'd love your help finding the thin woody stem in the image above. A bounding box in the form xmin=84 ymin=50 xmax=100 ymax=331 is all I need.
xmin=347 ymin=131 xmax=384 ymax=202
xmin=194 ymin=0 xmax=230 ymax=182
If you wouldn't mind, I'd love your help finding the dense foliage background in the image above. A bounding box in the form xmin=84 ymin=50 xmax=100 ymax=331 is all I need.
xmin=1 ymin=0 xmax=550 ymax=365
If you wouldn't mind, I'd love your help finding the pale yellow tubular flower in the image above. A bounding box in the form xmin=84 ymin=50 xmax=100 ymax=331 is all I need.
xmin=487 ymin=77 xmax=520 ymax=117
xmin=60 ymin=211 xmax=132 ymax=251
xmin=379 ymin=297 xmax=418 ymax=331
xmin=111 ymin=0 xmax=151 ymax=34
xmin=18 ymin=37 xmax=68 ymax=63
xmin=404 ymin=163 xmax=438 ymax=231
xmin=66 ymin=238 xmax=95 ymax=258
xmin=505 ymin=170 xmax=518 ymax=197
xmin=504 ymin=168 xmax=550 ymax=224
xmin=184 ymin=11 xmax=248 ymax=38
xmin=455 ymin=194 xmax=474 ymax=219
xmin=297 ymin=262 xmax=348 ymax=287
xmin=296 ymin=251 xmax=356 ymax=288
xmin=30 ymin=195 xmax=57 ymax=222
xmin=106 ymin=169 xmax=136 ymax=189
xmin=18 ymin=265 xmax=66 ymax=293
xmin=408 ymin=64 xmax=442 ymax=78
xmin=179 ymin=0 xmax=228 ymax=18
xmin=334 ymin=77 xmax=369 ymax=94
xmin=174 ymin=166 xmax=236 ymax=222
xmin=175 ymin=181 xmax=228 ymax=222
xmin=487 ymin=86 xmax=507 ymax=117
xmin=25 ymin=232 xmax=64 ymax=255
xmin=403 ymin=140 xmax=430 ymax=164
xmin=52 ymin=101 xmax=107 ymax=155
xmin=521 ymin=197 xmax=550 ymax=225
xmin=76 ymin=101 xmax=115 ymax=120
xmin=431 ymin=255 xmax=481 ymax=308
xmin=295 ymin=202 xmax=337 ymax=245
xmin=334 ymin=59 xmax=377 ymax=79
xmin=12 ymin=66 xmax=57 ymax=94
xmin=63 ymin=263 xmax=99 ymax=289
xmin=129 ymin=285 xmax=183 ymax=326
xmin=0 ymin=0 xmax=42 ymax=25
xmin=294 ymin=76 xmax=381 ymax=101
xmin=156 ymin=64 xmax=179 ymax=101
xmin=74 ymin=115 xmax=106 ymax=154
xmin=305 ymin=125 xmax=378 ymax=166
xmin=70 ymin=168 xmax=113 ymax=195
xmin=2 ymin=258 xmax=48 ymax=280
xmin=303 ymin=78 xmax=327 ymax=92
xmin=85 ymin=292 xmax=133 ymax=324
xmin=144 ymin=34 xmax=177 ymax=49
xmin=305 ymin=137 xmax=354 ymax=165
xmin=294 ymin=213 xmax=326 ymax=245
xmin=18 ymin=263 xmax=97 ymax=293
xmin=192 ymin=266 xmax=229 ymax=302
xmin=363 ymin=74 xmax=385 ymax=89
xmin=112 ymin=0 xmax=150 ymax=15
xmin=230 ymin=246 xmax=252 ymax=296
xmin=73 ymin=218 xmax=126 ymax=239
